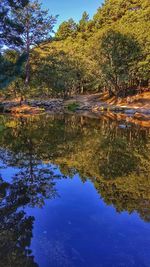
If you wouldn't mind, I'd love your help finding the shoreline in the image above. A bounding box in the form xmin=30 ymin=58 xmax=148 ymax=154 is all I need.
xmin=0 ymin=93 xmax=150 ymax=127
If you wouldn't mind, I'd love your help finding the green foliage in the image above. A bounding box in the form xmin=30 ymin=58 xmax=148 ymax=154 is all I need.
xmin=14 ymin=0 xmax=57 ymax=48
xmin=56 ymin=18 xmax=77 ymax=40
xmin=29 ymin=0 xmax=149 ymax=98
xmin=100 ymin=30 xmax=141 ymax=96
xmin=0 ymin=0 xmax=57 ymax=95
xmin=93 ymin=0 xmax=150 ymax=93
xmin=1 ymin=0 xmax=150 ymax=98
xmin=0 ymin=0 xmax=29 ymax=47
xmin=0 ymin=50 xmax=26 ymax=91
xmin=78 ymin=11 xmax=89 ymax=33
xmin=67 ymin=102 xmax=80 ymax=112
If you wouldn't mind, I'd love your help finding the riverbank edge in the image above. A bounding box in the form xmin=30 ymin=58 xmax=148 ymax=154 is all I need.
xmin=0 ymin=93 xmax=150 ymax=118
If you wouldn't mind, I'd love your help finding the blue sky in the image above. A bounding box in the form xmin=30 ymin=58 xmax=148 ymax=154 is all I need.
xmin=42 ymin=0 xmax=103 ymax=31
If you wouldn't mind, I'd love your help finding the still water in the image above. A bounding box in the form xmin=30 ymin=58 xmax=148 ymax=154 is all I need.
xmin=0 ymin=114 xmax=150 ymax=267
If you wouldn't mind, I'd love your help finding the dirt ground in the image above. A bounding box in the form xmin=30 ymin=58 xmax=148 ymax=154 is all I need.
xmin=69 ymin=91 xmax=150 ymax=110
xmin=101 ymin=91 xmax=150 ymax=109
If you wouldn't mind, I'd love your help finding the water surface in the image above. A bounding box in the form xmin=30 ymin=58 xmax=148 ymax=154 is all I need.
xmin=0 ymin=114 xmax=150 ymax=267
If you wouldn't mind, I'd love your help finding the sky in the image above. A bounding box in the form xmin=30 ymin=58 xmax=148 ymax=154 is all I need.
xmin=42 ymin=0 xmax=103 ymax=31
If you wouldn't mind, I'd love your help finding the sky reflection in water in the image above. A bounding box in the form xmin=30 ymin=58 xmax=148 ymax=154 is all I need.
xmin=0 ymin=114 xmax=150 ymax=267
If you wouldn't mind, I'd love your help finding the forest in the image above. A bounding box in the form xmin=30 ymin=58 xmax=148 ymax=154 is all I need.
xmin=0 ymin=0 xmax=150 ymax=99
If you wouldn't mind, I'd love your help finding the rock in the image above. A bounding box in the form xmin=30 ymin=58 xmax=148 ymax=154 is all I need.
xmin=137 ymin=109 xmax=150 ymax=115
xmin=0 ymin=104 xmax=4 ymax=112
xmin=119 ymin=124 xmax=131 ymax=129
xmin=125 ymin=109 xmax=136 ymax=115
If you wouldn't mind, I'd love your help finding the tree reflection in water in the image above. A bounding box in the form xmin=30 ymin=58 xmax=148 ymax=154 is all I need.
xmin=0 ymin=116 xmax=63 ymax=266
xmin=0 ymin=114 xmax=150 ymax=266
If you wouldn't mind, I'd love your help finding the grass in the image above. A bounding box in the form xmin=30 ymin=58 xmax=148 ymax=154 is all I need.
xmin=67 ymin=102 xmax=80 ymax=112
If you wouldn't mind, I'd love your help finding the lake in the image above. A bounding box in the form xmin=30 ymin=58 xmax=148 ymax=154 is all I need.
xmin=0 ymin=114 xmax=150 ymax=267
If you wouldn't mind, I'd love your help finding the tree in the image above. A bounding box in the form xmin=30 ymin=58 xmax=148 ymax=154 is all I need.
xmin=1 ymin=0 xmax=149 ymax=98
xmin=0 ymin=0 xmax=29 ymax=48
xmin=100 ymin=30 xmax=141 ymax=96
xmin=0 ymin=50 xmax=26 ymax=92
xmin=12 ymin=0 xmax=57 ymax=90
xmin=55 ymin=18 xmax=77 ymax=40
xmin=78 ymin=11 xmax=89 ymax=32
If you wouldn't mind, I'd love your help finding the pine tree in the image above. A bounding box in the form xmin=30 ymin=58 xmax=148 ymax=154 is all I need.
xmin=0 ymin=0 xmax=29 ymax=48
xmin=12 ymin=0 xmax=57 ymax=88
xmin=78 ymin=11 xmax=89 ymax=32
xmin=56 ymin=18 xmax=77 ymax=40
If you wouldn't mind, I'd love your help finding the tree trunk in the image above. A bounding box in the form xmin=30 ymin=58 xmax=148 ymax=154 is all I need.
xmin=25 ymin=7 xmax=30 ymax=88
xmin=25 ymin=54 xmax=30 ymax=87
xmin=81 ymin=85 xmax=84 ymax=94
